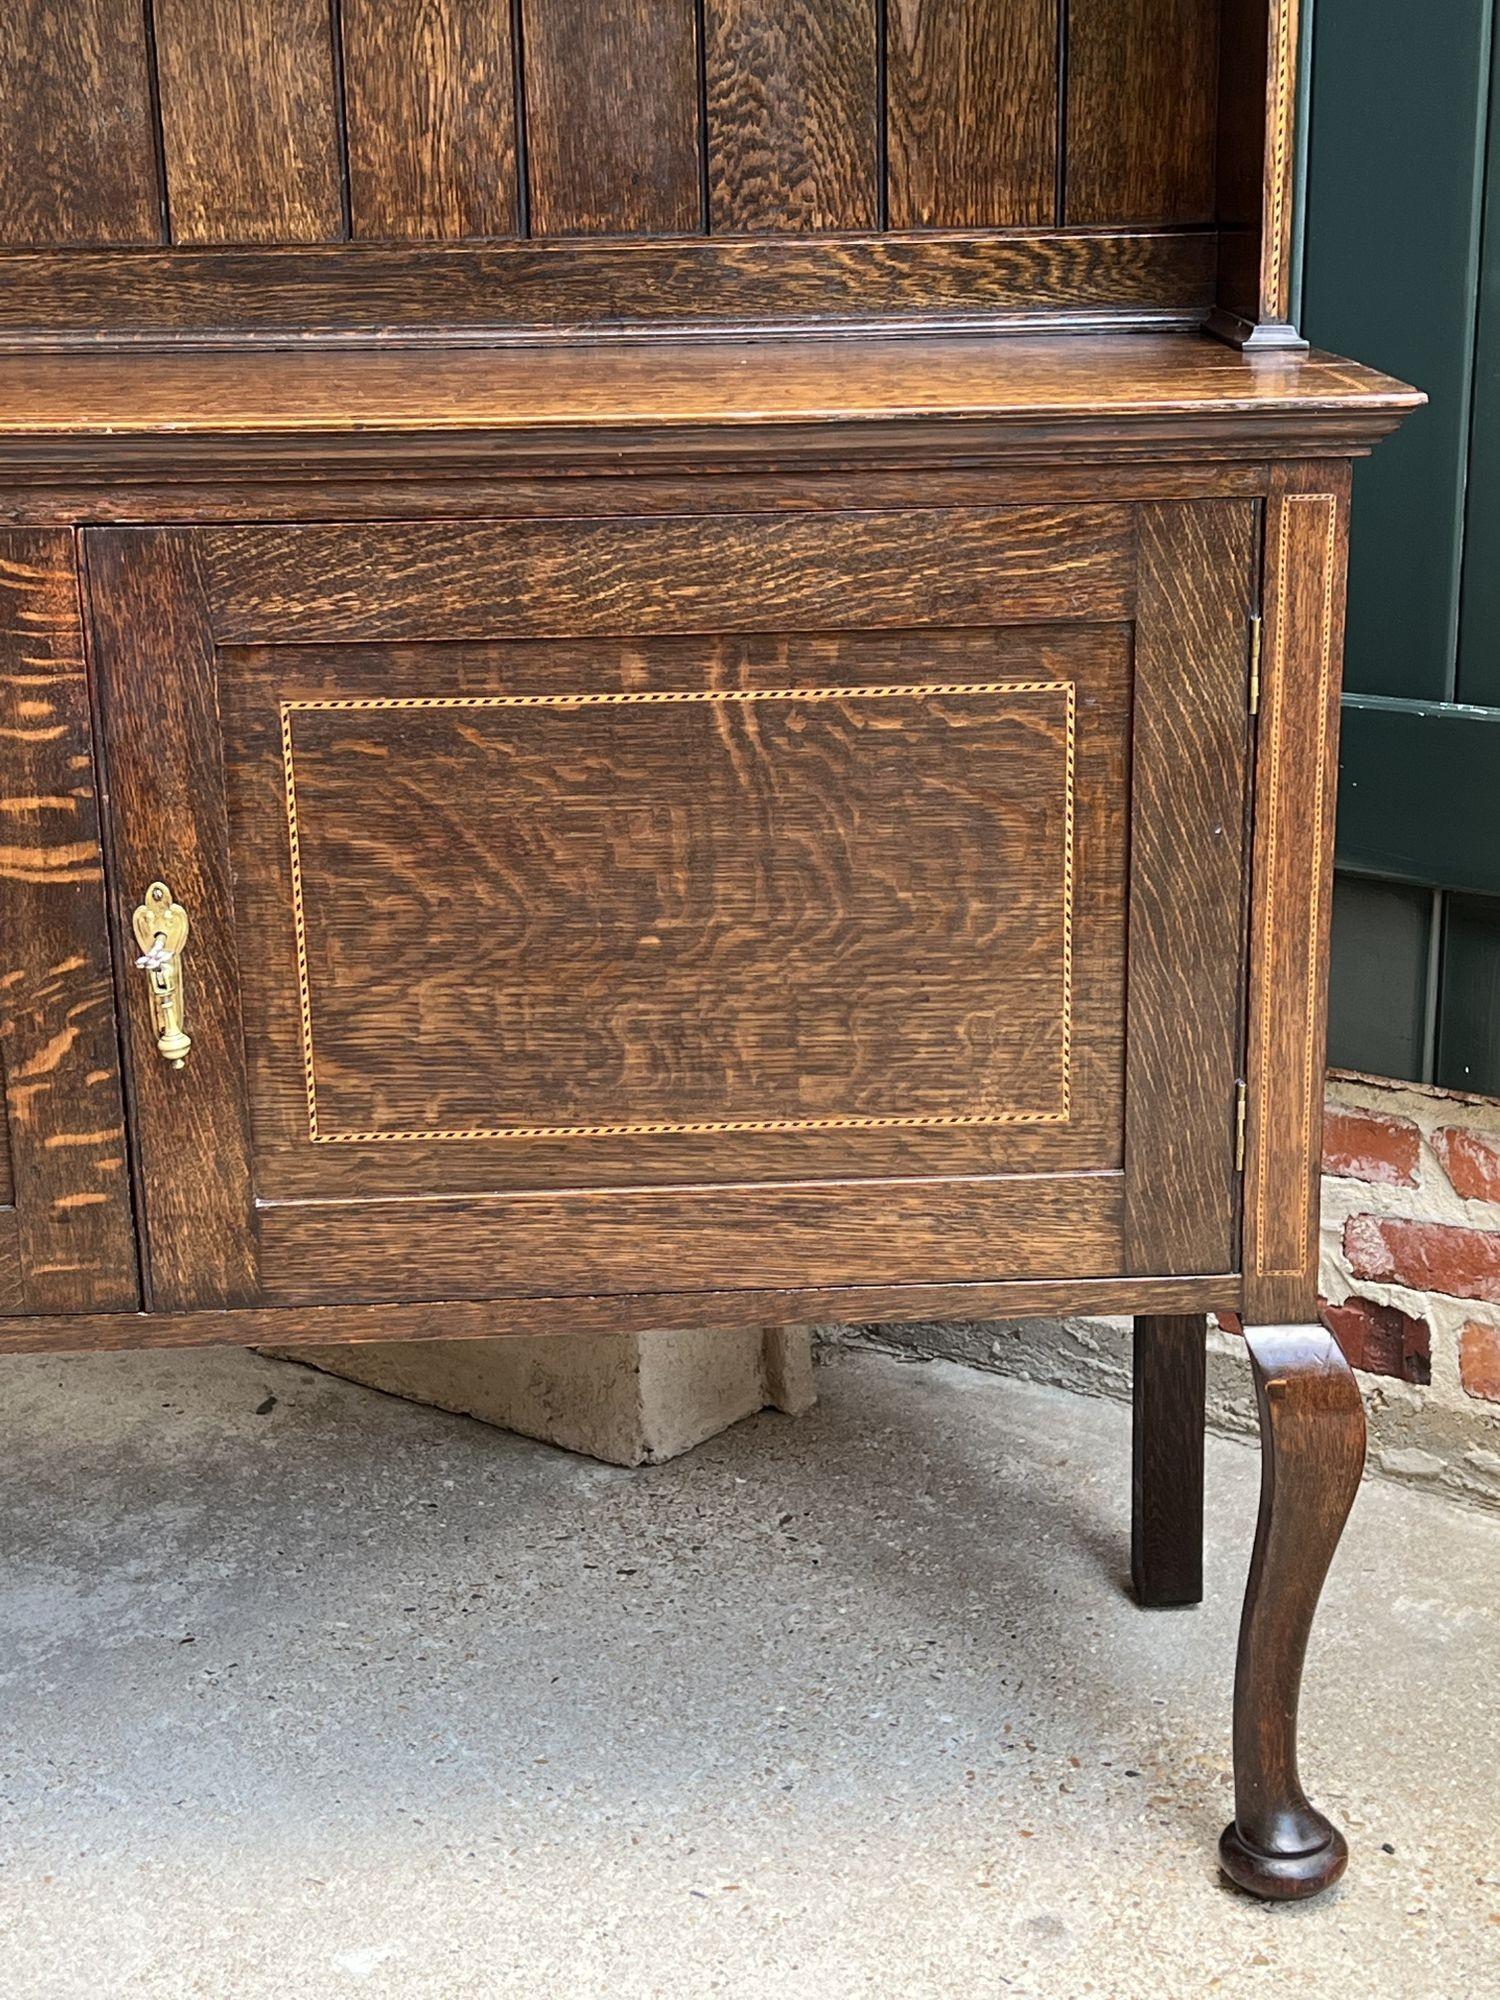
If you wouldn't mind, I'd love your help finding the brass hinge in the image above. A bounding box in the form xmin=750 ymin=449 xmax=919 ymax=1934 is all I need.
xmin=1248 ymin=615 xmax=1263 ymax=716
xmin=1235 ymin=1080 xmax=1248 ymax=1173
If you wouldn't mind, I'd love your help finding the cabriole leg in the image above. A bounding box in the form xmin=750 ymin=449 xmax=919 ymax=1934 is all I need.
xmin=1220 ymin=1323 xmax=1365 ymax=1900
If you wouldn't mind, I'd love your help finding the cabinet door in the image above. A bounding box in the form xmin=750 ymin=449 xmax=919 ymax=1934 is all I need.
xmin=0 ymin=532 xmax=138 ymax=1313
xmin=86 ymin=505 xmax=1253 ymax=1313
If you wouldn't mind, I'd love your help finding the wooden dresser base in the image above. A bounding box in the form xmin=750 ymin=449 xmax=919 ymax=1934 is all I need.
xmin=0 ymin=335 xmax=1410 ymax=1906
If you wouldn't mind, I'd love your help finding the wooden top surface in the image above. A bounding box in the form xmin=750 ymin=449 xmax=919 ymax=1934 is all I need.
xmin=0 ymin=334 xmax=1420 ymax=442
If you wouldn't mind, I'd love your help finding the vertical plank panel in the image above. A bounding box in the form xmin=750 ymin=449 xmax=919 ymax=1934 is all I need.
xmin=706 ymin=0 xmax=878 ymax=232
xmin=1123 ymin=501 xmax=1255 ymax=1276
xmin=343 ymin=0 xmax=518 ymax=240
xmin=87 ymin=532 xmax=260 ymax=1311
xmin=1066 ymin=0 xmax=1219 ymax=225
xmin=885 ymin=0 xmax=1056 ymax=228
xmin=523 ymin=0 xmax=701 ymax=236
xmin=0 ymin=0 xmax=160 ymax=245
xmin=0 ymin=531 xmax=138 ymax=1312
xmin=154 ymin=0 xmax=343 ymax=243
xmin=1244 ymin=468 xmax=1351 ymax=1326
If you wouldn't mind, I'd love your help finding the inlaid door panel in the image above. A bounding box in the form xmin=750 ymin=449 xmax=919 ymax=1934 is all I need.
xmin=86 ymin=505 xmax=1252 ymax=1311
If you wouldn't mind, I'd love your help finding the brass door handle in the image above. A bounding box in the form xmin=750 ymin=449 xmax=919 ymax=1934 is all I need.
xmin=132 ymin=881 xmax=192 ymax=1068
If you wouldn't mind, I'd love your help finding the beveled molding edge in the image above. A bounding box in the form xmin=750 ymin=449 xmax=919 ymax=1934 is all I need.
xmin=279 ymin=680 xmax=1077 ymax=1146
xmin=0 ymin=409 xmax=1422 ymax=488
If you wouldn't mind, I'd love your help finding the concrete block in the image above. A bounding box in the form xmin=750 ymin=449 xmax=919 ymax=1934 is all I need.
xmin=262 ymin=1323 xmax=816 ymax=1467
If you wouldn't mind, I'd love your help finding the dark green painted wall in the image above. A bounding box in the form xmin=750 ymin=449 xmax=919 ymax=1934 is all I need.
xmin=1303 ymin=0 xmax=1500 ymax=1093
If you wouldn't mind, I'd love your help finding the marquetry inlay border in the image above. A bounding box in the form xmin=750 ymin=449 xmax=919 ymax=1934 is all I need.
xmin=1263 ymin=0 xmax=1299 ymax=319
xmin=278 ymin=679 xmax=1077 ymax=1146
xmin=1253 ymin=494 xmax=1337 ymax=1277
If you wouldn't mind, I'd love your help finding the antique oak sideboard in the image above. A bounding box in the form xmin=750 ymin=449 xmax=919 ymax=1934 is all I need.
xmin=0 ymin=1 xmax=1419 ymax=1900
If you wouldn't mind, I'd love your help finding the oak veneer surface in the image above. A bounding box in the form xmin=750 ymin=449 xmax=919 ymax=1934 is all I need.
xmin=87 ymin=505 xmax=1146 ymax=1306
xmin=0 ymin=530 xmax=137 ymax=1312
xmin=342 ymin=0 xmax=520 ymax=242
xmin=0 ymin=235 xmax=1220 ymax=346
xmin=704 ymin=0 xmax=880 ymax=233
xmin=222 ymin=620 xmax=1128 ymax=1202
xmin=885 ymin=0 xmax=1057 ymax=229
xmin=151 ymin=0 xmax=344 ymax=246
xmin=523 ymin=0 xmax=703 ymax=238
xmin=0 ymin=0 xmax=161 ymax=248
xmin=0 ymin=0 xmax=1222 ymax=246
xmin=0 ymin=337 xmax=1420 ymax=442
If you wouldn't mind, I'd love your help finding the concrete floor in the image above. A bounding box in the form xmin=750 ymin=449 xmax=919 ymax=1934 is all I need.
xmin=0 ymin=1345 xmax=1495 ymax=2000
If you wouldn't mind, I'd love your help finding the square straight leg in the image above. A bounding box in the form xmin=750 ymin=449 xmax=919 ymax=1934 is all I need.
xmin=1131 ymin=1313 xmax=1207 ymax=1606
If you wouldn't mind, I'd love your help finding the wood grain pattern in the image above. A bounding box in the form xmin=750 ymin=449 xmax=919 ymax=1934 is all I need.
xmin=153 ymin=0 xmax=343 ymax=244
xmin=0 ymin=0 xmax=160 ymax=246
xmin=0 ymin=335 xmax=1409 ymax=450
xmin=1132 ymin=1313 xmax=1206 ymax=1605
xmin=1243 ymin=469 xmax=1350 ymax=1324
xmin=85 ymin=502 xmax=1137 ymax=1311
xmin=0 ymin=463 xmax=1274 ymax=536
xmin=1123 ymin=501 xmax=1254 ymax=1274
xmin=85 ymin=532 xmax=258 ymax=1310
xmin=216 ymin=623 xmax=1127 ymax=1201
xmin=523 ymin=0 xmax=702 ymax=236
xmin=1066 ymin=0 xmax=1219 ymax=226
xmin=1221 ymin=1322 xmax=1365 ymax=1900
xmin=198 ymin=507 xmax=1134 ymax=642
xmin=280 ymin=682 xmax=1076 ymax=1141
xmin=0 ymin=235 xmax=1219 ymax=345
xmin=705 ymin=0 xmax=878 ymax=232
xmin=0 ymin=530 xmax=136 ymax=1310
xmin=0 ymin=1216 xmax=21 ymax=1313
xmin=1213 ymin=0 xmax=1301 ymax=342
xmin=256 ymin=1173 xmax=1125 ymax=1303
xmin=342 ymin=0 xmax=518 ymax=240
xmin=0 ymin=1272 xmax=1244 ymax=1358
xmin=0 ymin=1061 xmax=11 ymax=1206
xmin=885 ymin=0 xmax=1056 ymax=228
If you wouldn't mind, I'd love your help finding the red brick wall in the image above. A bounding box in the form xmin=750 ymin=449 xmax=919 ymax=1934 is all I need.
xmin=1225 ymin=1076 xmax=1500 ymax=1411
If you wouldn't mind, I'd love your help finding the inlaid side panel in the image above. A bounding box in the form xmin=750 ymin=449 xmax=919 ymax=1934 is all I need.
xmin=1244 ymin=470 xmax=1351 ymax=1323
xmin=0 ymin=0 xmax=160 ymax=247
xmin=0 ymin=531 xmax=136 ymax=1311
xmin=343 ymin=0 xmax=518 ymax=241
xmin=522 ymin=0 xmax=702 ymax=236
xmin=1066 ymin=0 xmax=1219 ymax=225
xmin=705 ymin=0 xmax=879 ymax=231
xmin=153 ymin=0 xmax=343 ymax=244
xmin=885 ymin=0 xmax=1057 ymax=228
xmin=1123 ymin=501 xmax=1255 ymax=1274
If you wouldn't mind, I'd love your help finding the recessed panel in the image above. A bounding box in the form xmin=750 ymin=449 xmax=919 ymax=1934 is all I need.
xmin=222 ymin=625 xmax=1130 ymax=1200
